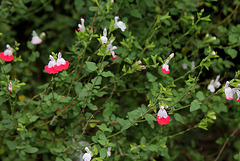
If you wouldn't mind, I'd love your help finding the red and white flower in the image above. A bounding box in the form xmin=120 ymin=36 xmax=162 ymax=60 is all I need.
xmin=77 ymin=18 xmax=85 ymax=32
xmin=161 ymin=53 xmax=174 ymax=74
xmin=106 ymin=39 xmax=118 ymax=59
xmin=54 ymin=52 xmax=69 ymax=71
xmin=156 ymin=105 xmax=170 ymax=125
xmin=161 ymin=60 xmax=170 ymax=74
xmin=101 ymin=28 xmax=108 ymax=44
xmin=44 ymin=55 xmax=58 ymax=74
xmin=114 ymin=16 xmax=126 ymax=32
xmin=8 ymin=82 xmax=12 ymax=94
xmin=83 ymin=147 xmax=92 ymax=161
xmin=31 ymin=30 xmax=42 ymax=45
xmin=223 ymin=81 xmax=234 ymax=100
xmin=0 ymin=44 xmax=14 ymax=62
xmin=236 ymin=90 xmax=240 ymax=103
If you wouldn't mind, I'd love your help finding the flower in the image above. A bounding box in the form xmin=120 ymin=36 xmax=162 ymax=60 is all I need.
xmin=223 ymin=81 xmax=234 ymax=100
xmin=106 ymin=39 xmax=118 ymax=59
xmin=8 ymin=82 xmax=12 ymax=94
xmin=107 ymin=147 xmax=111 ymax=157
xmin=207 ymin=80 xmax=215 ymax=92
xmin=31 ymin=30 xmax=42 ymax=45
xmin=137 ymin=60 xmax=142 ymax=65
xmin=182 ymin=63 xmax=188 ymax=70
xmin=44 ymin=55 xmax=58 ymax=74
xmin=83 ymin=147 xmax=92 ymax=161
xmin=114 ymin=16 xmax=126 ymax=32
xmin=141 ymin=65 xmax=146 ymax=70
xmin=236 ymin=90 xmax=240 ymax=103
xmin=211 ymin=36 xmax=216 ymax=41
xmin=156 ymin=105 xmax=170 ymax=125
xmin=0 ymin=44 xmax=14 ymax=62
xmin=161 ymin=53 xmax=174 ymax=74
xmin=207 ymin=75 xmax=221 ymax=92
xmin=77 ymin=18 xmax=85 ymax=32
xmin=161 ymin=60 xmax=170 ymax=74
xmin=101 ymin=27 xmax=108 ymax=44
xmin=54 ymin=52 xmax=69 ymax=71
xmin=191 ymin=61 xmax=195 ymax=71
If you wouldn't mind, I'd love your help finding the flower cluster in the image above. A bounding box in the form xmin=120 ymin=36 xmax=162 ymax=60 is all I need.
xmin=0 ymin=44 xmax=14 ymax=62
xmin=44 ymin=52 xmax=69 ymax=74
xmin=207 ymin=75 xmax=221 ymax=92
xmin=223 ymin=81 xmax=240 ymax=102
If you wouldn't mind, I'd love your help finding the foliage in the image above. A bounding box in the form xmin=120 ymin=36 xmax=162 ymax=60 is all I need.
xmin=1 ymin=0 xmax=240 ymax=161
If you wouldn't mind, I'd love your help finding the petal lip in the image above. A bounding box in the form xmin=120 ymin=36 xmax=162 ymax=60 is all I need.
xmin=156 ymin=116 xmax=170 ymax=125
xmin=45 ymin=65 xmax=58 ymax=74
xmin=0 ymin=52 xmax=14 ymax=61
xmin=236 ymin=98 xmax=240 ymax=102
xmin=54 ymin=61 xmax=69 ymax=71
xmin=226 ymin=96 xmax=234 ymax=100
xmin=112 ymin=55 xmax=117 ymax=59
xmin=161 ymin=67 xmax=170 ymax=74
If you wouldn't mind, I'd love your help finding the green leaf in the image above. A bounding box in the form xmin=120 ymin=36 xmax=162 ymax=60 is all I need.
xmin=91 ymin=76 xmax=102 ymax=85
xmin=174 ymin=113 xmax=184 ymax=124
xmin=117 ymin=118 xmax=131 ymax=131
xmin=130 ymin=9 xmax=142 ymax=18
xmin=29 ymin=115 xmax=39 ymax=122
xmin=96 ymin=124 xmax=112 ymax=132
xmin=196 ymin=91 xmax=205 ymax=100
xmin=55 ymin=157 xmax=64 ymax=161
xmin=144 ymin=114 xmax=155 ymax=128
xmin=27 ymin=41 xmax=34 ymax=50
xmin=86 ymin=61 xmax=98 ymax=72
xmin=225 ymin=48 xmax=237 ymax=59
xmin=146 ymin=72 xmax=157 ymax=82
xmin=89 ymin=6 xmax=97 ymax=12
xmin=101 ymin=71 xmax=114 ymax=77
xmin=6 ymin=140 xmax=17 ymax=150
xmin=228 ymin=34 xmax=239 ymax=44
xmin=24 ymin=145 xmax=38 ymax=153
xmin=190 ymin=100 xmax=201 ymax=112
xmin=100 ymin=148 xmax=107 ymax=159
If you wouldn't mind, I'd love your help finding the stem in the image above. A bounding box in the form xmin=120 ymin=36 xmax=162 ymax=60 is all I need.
xmin=214 ymin=126 xmax=240 ymax=161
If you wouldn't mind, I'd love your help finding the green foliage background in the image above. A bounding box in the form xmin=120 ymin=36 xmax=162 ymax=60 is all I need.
xmin=0 ymin=0 xmax=240 ymax=161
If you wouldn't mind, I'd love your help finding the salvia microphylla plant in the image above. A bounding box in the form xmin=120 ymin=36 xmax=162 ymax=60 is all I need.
xmin=1 ymin=0 xmax=240 ymax=161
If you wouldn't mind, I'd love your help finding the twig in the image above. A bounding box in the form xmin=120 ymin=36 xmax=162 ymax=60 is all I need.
xmin=214 ymin=126 xmax=240 ymax=161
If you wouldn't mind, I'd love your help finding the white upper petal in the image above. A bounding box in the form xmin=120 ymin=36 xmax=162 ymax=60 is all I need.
xmin=4 ymin=45 xmax=12 ymax=56
xmin=157 ymin=106 xmax=168 ymax=118
xmin=117 ymin=21 xmax=126 ymax=32
xmin=101 ymin=36 xmax=108 ymax=44
xmin=31 ymin=35 xmax=42 ymax=45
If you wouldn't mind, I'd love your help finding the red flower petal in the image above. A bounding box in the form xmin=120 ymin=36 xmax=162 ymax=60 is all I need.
xmin=161 ymin=67 xmax=170 ymax=74
xmin=0 ymin=52 xmax=14 ymax=62
xmin=156 ymin=116 xmax=170 ymax=125
xmin=112 ymin=55 xmax=117 ymax=59
xmin=62 ymin=61 xmax=69 ymax=70
xmin=45 ymin=65 xmax=58 ymax=74
xmin=54 ymin=61 xmax=69 ymax=71
xmin=236 ymin=97 xmax=240 ymax=103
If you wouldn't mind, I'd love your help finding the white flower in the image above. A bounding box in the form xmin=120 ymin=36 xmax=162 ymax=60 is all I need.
xmin=78 ymin=18 xmax=85 ymax=32
xmin=223 ymin=81 xmax=234 ymax=100
xmin=101 ymin=28 xmax=108 ymax=44
xmin=107 ymin=147 xmax=111 ymax=157
xmin=207 ymin=75 xmax=221 ymax=93
xmin=211 ymin=36 xmax=216 ymax=41
xmin=182 ymin=63 xmax=188 ymax=70
xmin=137 ymin=60 xmax=142 ymax=65
xmin=83 ymin=147 xmax=92 ymax=161
xmin=169 ymin=53 xmax=174 ymax=59
xmin=4 ymin=44 xmax=12 ymax=56
xmin=191 ymin=61 xmax=195 ymax=71
xmin=156 ymin=105 xmax=170 ymax=125
xmin=207 ymin=80 xmax=215 ymax=92
xmin=114 ymin=16 xmax=126 ymax=32
xmin=214 ymin=75 xmax=221 ymax=88
xmin=31 ymin=30 xmax=42 ymax=45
